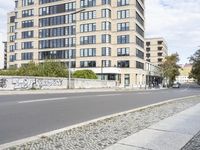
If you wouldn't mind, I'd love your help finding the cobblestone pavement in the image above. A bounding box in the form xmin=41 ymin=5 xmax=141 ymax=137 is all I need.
xmin=4 ymin=96 xmax=200 ymax=150
xmin=181 ymin=130 xmax=200 ymax=150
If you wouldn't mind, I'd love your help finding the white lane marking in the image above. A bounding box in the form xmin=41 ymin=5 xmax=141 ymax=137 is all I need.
xmin=18 ymin=94 xmax=122 ymax=104
xmin=18 ymin=97 xmax=69 ymax=104
xmin=97 ymin=94 xmax=122 ymax=97
xmin=137 ymin=92 xmax=151 ymax=95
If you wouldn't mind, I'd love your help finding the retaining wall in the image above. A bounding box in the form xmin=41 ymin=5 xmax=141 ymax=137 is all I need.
xmin=0 ymin=76 xmax=116 ymax=90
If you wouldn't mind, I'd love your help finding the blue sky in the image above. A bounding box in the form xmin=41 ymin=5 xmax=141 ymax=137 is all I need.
xmin=0 ymin=0 xmax=200 ymax=64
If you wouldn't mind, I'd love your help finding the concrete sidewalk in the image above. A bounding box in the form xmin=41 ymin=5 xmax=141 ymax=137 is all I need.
xmin=105 ymin=103 xmax=200 ymax=150
xmin=0 ymin=87 xmax=166 ymax=95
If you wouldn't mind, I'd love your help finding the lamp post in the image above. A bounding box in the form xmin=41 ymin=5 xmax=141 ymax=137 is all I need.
xmin=67 ymin=9 xmax=85 ymax=89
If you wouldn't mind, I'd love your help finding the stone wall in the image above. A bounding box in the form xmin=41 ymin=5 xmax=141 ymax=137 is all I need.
xmin=0 ymin=76 xmax=116 ymax=90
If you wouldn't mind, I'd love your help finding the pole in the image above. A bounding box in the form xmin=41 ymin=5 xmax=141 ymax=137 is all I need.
xmin=68 ymin=54 xmax=71 ymax=89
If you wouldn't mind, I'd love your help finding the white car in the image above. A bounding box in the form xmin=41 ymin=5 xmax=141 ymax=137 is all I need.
xmin=172 ymin=82 xmax=181 ymax=88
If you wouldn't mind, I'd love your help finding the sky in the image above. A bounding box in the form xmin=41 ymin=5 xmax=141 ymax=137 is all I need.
xmin=0 ymin=0 xmax=200 ymax=65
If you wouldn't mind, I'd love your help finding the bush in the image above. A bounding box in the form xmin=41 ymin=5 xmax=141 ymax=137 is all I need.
xmin=73 ymin=70 xmax=97 ymax=79
xmin=0 ymin=60 xmax=68 ymax=77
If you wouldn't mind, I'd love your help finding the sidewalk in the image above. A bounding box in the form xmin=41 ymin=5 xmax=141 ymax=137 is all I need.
xmin=0 ymin=87 xmax=166 ymax=95
xmin=105 ymin=102 xmax=200 ymax=150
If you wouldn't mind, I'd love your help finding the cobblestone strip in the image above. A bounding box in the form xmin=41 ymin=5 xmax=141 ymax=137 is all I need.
xmin=3 ymin=96 xmax=200 ymax=150
xmin=181 ymin=130 xmax=200 ymax=150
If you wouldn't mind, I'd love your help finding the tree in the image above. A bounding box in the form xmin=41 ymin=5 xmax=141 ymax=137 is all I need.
xmin=73 ymin=70 xmax=98 ymax=79
xmin=0 ymin=60 xmax=68 ymax=77
xmin=189 ymin=49 xmax=200 ymax=84
xmin=161 ymin=53 xmax=180 ymax=86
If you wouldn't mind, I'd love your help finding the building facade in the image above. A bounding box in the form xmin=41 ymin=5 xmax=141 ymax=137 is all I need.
xmin=7 ymin=0 xmax=146 ymax=87
xmin=176 ymin=64 xmax=195 ymax=84
xmin=145 ymin=37 xmax=168 ymax=66
xmin=2 ymin=42 xmax=8 ymax=69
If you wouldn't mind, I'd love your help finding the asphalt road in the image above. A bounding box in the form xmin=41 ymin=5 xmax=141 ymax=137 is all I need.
xmin=0 ymin=84 xmax=199 ymax=145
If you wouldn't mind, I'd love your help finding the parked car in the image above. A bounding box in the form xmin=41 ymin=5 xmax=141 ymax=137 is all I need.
xmin=172 ymin=82 xmax=181 ymax=88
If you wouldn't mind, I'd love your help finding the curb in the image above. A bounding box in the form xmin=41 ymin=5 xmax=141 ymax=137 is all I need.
xmin=0 ymin=95 xmax=198 ymax=149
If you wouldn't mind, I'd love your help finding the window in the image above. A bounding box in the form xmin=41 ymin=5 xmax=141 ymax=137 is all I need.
xmin=102 ymin=21 xmax=111 ymax=30
xmin=146 ymin=48 xmax=150 ymax=52
xmin=80 ymin=0 xmax=96 ymax=8
xmin=102 ymin=34 xmax=111 ymax=43
xmin=146 ymin=53 xmax=150 ymax=58
xmin=39 ymin=49 xmax=75 ymax=60
xmin=158 ymin=53 xmax=163 ymax=56
xmin=22 ymin=20 xmax=34 ymax=28
xmin=136 ymin=0 xmax=144 ymax=15
xmin=117 ymin=48 xmax=129 ymax=56
xmin=117 ymin=61 xmax=129 ymax=68
xmin=102 ymin=9 xmax=111 ymax=18
xmin=136 ymin=61 xmax=144 ymax=69
xmin=80 ymin=35 xmax=96 ymax=45
xmin=124 ymin=74 xmax=130 ymax=86
xmin=158 ymin=47 xmax=163 ymax=50
xmin=10 ymin=26 xmax=15 ymax=33
xmin=136 ymin=12 xmax=144 ymax=26
xmin=21 ymin=53 xmax=33 ymax=60
xmin=117 ymin=35 xmax=129 ymax=44
xmin=21 ymin=42 xmax=33 ymax=49
xmin=146 ymin=41 xmax=150 ymax=46
xmin=80 ymin=48 xmax=96 ymax=57
xmin=39 ymin=26 xmax=75 ymax=38
xmin=39 ymin=4 xmax=66 ymax=16
xmin=22 ymin=31 xmax=34 ymax=38
xmin=117 ymin=22 xmax=129 ymax=31
xmin=102 ymin=60 xmax=111 ymax=67
xmin=102 ymin=47 xmax=111 ymax=56
xmin=117 ymin=0 xmax=129 ymax=6
xmin=22 ymin=0 xmax=34 ymax=6
xmin=117 ymin=10 xmax=129 ymax=19
xmin=136 ymin=36 xmax=144 ymax=48
xmin=65 ymin=2 xmax=76 ymax=12
xmin=158 ymin=58 xmax=163 ymax=62
xmin=136 ymin=24 xmax=144 ymax=37
xmin=9 ymin=45 xmax=17 ymax=52
xmin=22 ymin=9 xmax=34 ymax=17
xmin=158 ymin=41 xmax=163 ymax=45
xmin=80 ymin=23 xmax=96 ymax=32
xmin=39 ymin=0 xmax=61 ymax=4
xmin=80 ymin=11 xmax=96 ymax=20
xmin=136 ymin=49 xmax=144 ymax=59
xmin=9 ymin=55 xmax=16 ymax=62
xmin=10 ymin=16 xmax=15 ymax=23
xmin=102 ymin=0 xmax=111 ymax=5
xmin=80 ymin=61 xmax=96 ymax=68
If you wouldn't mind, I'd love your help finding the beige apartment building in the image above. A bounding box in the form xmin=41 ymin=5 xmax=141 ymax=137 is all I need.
xmin=7 ymin=0 xmax=146 ymax=87
xmin=145 ymin=37 xmax=168 ymax=66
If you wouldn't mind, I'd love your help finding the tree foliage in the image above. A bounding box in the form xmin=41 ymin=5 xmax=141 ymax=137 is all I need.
xmin=161 ymin=53 xmax=180 ymax=86
xmin=189 ymin=49 xmax=200 ymax=84
xmin=72 ymin=70 xmax=98 ymax=79
xmin=0 ymin=60 xmax=68 ymax=77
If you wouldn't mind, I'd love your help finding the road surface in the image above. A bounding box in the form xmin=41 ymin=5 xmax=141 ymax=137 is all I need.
xmin=0 ymin=84 xmax=199 ymax=144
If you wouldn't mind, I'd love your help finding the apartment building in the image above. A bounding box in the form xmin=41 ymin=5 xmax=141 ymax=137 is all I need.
xmin=3 ymin=42 xmax=8 ymax=69
xmin=7 ymin=0 xmax=146 ymax=87
xmin=145 ymin=37 xmax=168 ymax=65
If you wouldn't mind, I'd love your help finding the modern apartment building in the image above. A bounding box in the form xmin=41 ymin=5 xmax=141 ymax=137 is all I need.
xmin=7 ymin=0 xmax=146 ymax=87
xmin=145 ymin=37 xmax=168 ymax=66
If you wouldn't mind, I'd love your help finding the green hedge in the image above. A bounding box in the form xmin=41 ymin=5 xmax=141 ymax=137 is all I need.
xmin=72 ymin=70 xmax=98 ymax=79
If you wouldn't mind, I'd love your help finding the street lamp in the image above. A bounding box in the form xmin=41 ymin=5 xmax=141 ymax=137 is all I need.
xmin=67 ymin=9 xmax=85 ymax=89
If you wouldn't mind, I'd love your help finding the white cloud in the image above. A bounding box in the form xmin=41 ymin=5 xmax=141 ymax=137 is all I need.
xmin=146 ymin=0 xmax=200 ymax=64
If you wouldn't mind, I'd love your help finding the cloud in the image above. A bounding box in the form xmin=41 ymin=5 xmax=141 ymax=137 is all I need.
xmin=146 ymin=0 xmax=200 ymax=64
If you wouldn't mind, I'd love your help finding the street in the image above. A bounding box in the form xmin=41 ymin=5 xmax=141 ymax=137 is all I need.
xmin=0 ymin=84 xmax=199 ymax=145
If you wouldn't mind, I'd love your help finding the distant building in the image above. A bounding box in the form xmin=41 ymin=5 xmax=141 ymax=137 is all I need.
xmin=3 ymin=42 xmax=7 ymax=69
xmin=176 ymin=64 xmax=195 ymax=83
xmin=0 ymin=33 xmax=4 ymax=69
xmin=145 ymin=37 xmax=168 ymax=66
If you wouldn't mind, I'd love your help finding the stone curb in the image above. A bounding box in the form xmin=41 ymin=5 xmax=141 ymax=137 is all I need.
xmin=0 ymin=95 xmax=198 ymax=149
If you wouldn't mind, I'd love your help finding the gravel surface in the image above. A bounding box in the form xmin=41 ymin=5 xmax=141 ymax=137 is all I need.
xmin=4 ymin=96 xmax=200 ymax=150
xmin=181 ymin=130 xmax=200 ymax=150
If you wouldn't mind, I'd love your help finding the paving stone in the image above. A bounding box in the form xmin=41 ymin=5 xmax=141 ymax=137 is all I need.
xmin=119 ymin=129 xmax=193 ymax=150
